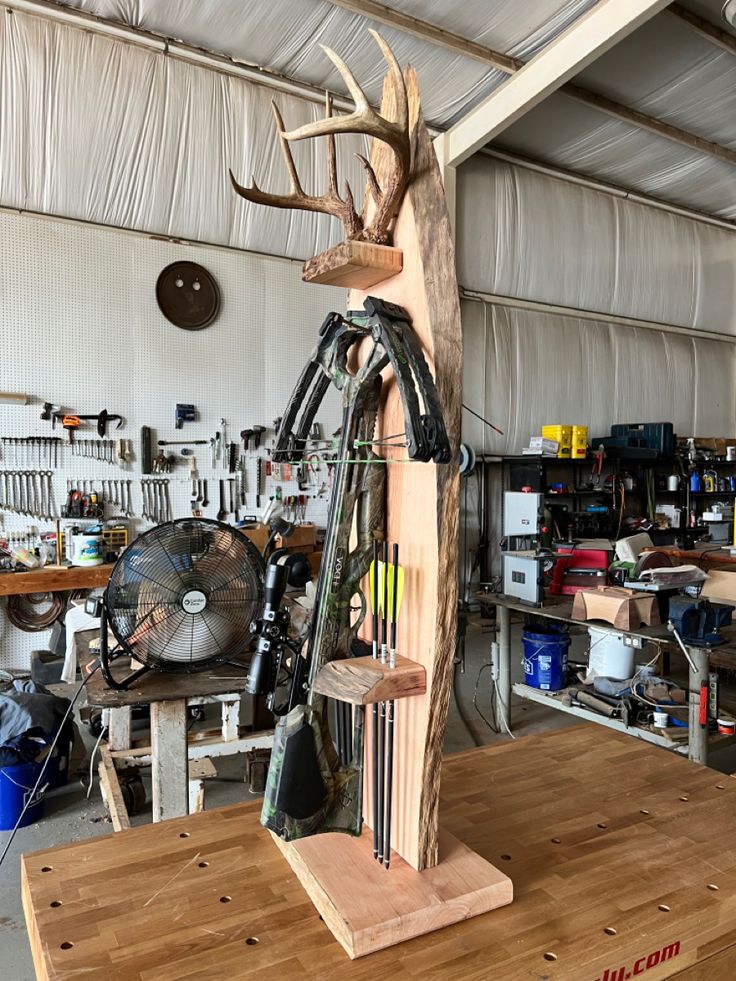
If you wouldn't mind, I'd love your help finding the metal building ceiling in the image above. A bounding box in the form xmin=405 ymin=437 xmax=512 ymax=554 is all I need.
xmin=34 ymin=0 xmax=736 ymax=222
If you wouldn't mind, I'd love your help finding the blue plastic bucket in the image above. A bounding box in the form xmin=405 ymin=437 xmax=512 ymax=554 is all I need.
xmin=522 ymin=629 xmax=571 ymax=691
xmin=0 ymin=762 xmax=46 ymax=830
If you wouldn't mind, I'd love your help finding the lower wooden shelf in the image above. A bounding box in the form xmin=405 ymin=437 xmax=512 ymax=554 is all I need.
xmin=311 ymin=653 xmax=426 ymax=704
xmin=273 ymin=825 xmax=513 ymax=959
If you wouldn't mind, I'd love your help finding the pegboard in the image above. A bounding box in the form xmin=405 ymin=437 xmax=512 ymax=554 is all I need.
xmin=0 ymin=209 xmax=347 ymax=669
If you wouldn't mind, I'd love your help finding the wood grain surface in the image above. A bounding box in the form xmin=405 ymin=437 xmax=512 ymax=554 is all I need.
xmin=83 ymin=656 xmax=251 ymax=708
xmin=21 ymin=725 xmax=736 ymax=980
xmin=0 ymin=563 xmax=113 ymax=596
xmin=311 ymin=652 xmax=426 ymax=704
xmin=272 ymin=826 xmax=511 ymax=958
xmin=350 ymin=67 xmax=463 ymax=872
xmin=302 ymin=240 xmax=403 ymax=287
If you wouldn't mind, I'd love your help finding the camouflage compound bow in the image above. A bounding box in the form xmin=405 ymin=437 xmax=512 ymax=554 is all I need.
xmin=253 ymin=295 xmax=450 ymax=841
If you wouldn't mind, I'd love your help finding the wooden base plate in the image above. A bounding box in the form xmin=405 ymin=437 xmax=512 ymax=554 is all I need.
xmin=301 ymin=240 xmax=402 ymax=288
xmin=273 ymin=826 xmax=513 ymax=958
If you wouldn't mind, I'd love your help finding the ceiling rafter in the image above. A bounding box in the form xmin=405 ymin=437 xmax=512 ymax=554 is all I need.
xmin=325 ymin=0 xmax=735 ymax=166
xmin=666 ymin=3 xmax=736 ymax=56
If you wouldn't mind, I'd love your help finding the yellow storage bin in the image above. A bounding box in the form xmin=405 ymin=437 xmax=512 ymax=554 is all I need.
xmin=571 ymin=425 xmax=588 ymax=459
xmin=542 ymin=425 xmax=572 ymax=458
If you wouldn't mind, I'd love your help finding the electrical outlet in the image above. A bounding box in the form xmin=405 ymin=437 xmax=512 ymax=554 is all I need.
xmin=623 ymin=635 xmax=643 ymax=649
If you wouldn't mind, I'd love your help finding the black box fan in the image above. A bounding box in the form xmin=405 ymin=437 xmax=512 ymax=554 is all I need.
xmin=98 ymin=518 xmax=264 ymax=690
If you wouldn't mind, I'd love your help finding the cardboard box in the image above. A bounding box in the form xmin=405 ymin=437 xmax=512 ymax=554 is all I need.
xmin=701 ymin=570 xmax=736 ymax=604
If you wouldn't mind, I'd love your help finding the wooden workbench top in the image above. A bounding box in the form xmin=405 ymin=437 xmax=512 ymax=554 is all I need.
xmin=0 ymin=563 xmax=113 ymax=596
xmin=83 ymin=655 xmax=251 ymax=708
xmin=21 ymin=725 xmax=736 ymax=979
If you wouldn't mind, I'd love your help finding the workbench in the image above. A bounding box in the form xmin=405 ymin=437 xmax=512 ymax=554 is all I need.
xmin=84 ymin=656 xmax=272 ymax=827
xmin=0 ymin=563 xmax=113 ymax=596
xmin=21 ymin=724 xmax=736 ymax=979
xmin=481 ymin=593 xmax=725 ymax=764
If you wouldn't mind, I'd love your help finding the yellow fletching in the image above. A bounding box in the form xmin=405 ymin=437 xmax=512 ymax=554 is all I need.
xmin=387 ymin=563 xmax=405 ymax=621
xmin=368 ymin=559 xmax=385 ymax=615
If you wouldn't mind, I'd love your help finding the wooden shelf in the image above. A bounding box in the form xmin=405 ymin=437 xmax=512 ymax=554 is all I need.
xmin=311 ymin=653 xmax=425 ymax=705
xmin=0 ymin=563 xmax=114 ymax=596
xmin=302 ymin=240 xmax=402 ymax=288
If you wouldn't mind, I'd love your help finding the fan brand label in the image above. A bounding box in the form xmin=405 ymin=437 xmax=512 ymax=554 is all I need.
xmin=182 ymin=589 xmax=207 ymax=614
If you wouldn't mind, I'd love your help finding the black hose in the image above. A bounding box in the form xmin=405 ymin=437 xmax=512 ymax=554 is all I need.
xmin=452 ymin=660 xmax=482 ymax=748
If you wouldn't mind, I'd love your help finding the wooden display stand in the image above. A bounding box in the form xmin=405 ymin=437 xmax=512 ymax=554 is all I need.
xmin=271 ymin=64 xmax=512 ymax=958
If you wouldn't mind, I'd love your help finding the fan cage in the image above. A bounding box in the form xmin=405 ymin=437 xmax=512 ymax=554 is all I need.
xmin=105 ymin=518 xmax=264 ymax=673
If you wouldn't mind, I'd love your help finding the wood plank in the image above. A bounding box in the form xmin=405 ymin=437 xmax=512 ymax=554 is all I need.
xmin=106 ymin=706 xmax=132 ymax=751
xmin=302 ymin=240 xmax=402 ymax=288
xmin=97 ymin=746 xmax=130 ymax=832
xmin=273 ymin=827 xmax=511 ymax=958
xmin=150 ymin=699 xmax=188 ymax=822
xmin=0 ymin=563 xmax=113 ymax=596
xmin=311 ymin=653 xmax=426 ymax=704
xmin=350 ymin=68 xmax=462 ymax=872
xmin=21 ymin=725 xmax=736 ymax=980
xmin=82 ymin=655 xmax=251 ymax=708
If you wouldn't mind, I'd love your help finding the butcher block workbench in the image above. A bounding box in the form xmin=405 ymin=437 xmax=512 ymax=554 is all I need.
xmin=21 ymin=724 xmax=736 ymax=980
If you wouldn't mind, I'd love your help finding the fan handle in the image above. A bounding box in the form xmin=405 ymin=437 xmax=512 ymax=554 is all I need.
xmin=99 ymin=601 xmax=152 ymax=691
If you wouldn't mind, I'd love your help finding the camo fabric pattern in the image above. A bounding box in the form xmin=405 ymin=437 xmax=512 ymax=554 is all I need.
xmin=262 ymin=702 xmax=364 ymax=840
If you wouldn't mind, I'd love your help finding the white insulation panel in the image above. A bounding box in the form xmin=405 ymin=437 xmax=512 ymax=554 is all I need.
xmin=461 ymin=299 xmax=736 ymax=457
xmin=0 ymin=210 xmax=345 ymax=669
xmin=457 ymin=155 xmax=736 ymax=336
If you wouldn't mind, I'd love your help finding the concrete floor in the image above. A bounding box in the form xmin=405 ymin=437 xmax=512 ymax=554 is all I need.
xmin=2 ymin=619 xmax=725 ymax=979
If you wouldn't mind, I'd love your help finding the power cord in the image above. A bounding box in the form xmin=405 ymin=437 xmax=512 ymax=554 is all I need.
xmin=0 ymin=664 xmax=99 ymax=869
xmin=472 ymin=663 xmax=500 ymax=734
xmin=86 ymin=723 xmax=108 ymax=800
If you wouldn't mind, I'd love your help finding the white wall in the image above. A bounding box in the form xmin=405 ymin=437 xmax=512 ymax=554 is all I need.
xmin=457 ymin=155 xmax=736 ymax=456
xmin=0 ymin=210 xmax=345 ymax=669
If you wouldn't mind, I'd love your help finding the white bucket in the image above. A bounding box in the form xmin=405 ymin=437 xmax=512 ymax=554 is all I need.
xmin=68 ymin=533 xmax=104 ymax=567
xmin=587 ymin=627 xmax=634 ymax=681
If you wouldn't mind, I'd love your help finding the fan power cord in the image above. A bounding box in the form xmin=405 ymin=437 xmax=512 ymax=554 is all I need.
xmin=0 ymin=665 xmax=99 ymax=869
xmin=452 ymin=660 xmax=482 ymax=747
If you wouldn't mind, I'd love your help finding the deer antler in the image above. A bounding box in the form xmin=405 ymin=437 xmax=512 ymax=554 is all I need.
xmin=229 ymin=31 xmax=411 ymax=246
xmin=229 ymin=96 xmax=362 ymax=238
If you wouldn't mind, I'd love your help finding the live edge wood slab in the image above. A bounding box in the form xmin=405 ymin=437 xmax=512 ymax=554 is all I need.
xmin=21 ymin=726 xmax=736 ymax=979
xmin=311 ymin=653 xmax=426 ymax=704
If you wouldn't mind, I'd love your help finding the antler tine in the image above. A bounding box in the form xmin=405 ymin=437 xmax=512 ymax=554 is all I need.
xmin=282 ymin=42 xmax=391 ymax=144
xmin=325 ymin=93 xmax=340 ymax=199
xmin=271 ymin=100 xmax=305 ymax=196
xmin=368 ymin=29 xmax=408 ymax=133
xmin=320 ymin=43 xmax=370 ymax=113
xmin=356 ymin=153 xmax=382 ymax=206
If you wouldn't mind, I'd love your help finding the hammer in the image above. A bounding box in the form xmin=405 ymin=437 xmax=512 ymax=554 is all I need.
xmin=240 ymin=428 xmax=254 ymax=451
